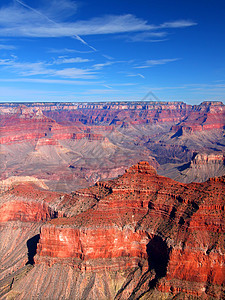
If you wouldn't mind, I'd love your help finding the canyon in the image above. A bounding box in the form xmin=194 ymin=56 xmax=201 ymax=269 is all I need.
xmin=0 ymin=101 xmax=225 ymax=299
xmin=0 ymin=101 xmax=224 ymax=192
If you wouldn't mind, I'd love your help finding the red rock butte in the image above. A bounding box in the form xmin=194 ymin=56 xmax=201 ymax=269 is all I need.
xmin=125 ymin=161 xmax=157 ymax=175
xmin=24 ymin=161 xmax=225 ymax=299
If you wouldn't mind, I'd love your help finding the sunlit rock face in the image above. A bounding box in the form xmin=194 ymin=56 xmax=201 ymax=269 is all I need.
xmin=19 ymin=162 xmax=223 ymax=299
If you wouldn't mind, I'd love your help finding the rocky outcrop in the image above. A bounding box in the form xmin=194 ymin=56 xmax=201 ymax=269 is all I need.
xmin=0 ymin=183 xmax=62 ymax=223
xmin=191 ymin=153 xmax=225 ymax=165
xmin=0 ymin=179 xmax=109 ymax=284
xmin=24 ymin=162 xmax=224 ymax=299
xmin=171 ymin=101 xmax=225 ymax=135
xmin=0 ymin=176 xmax=49 ymax=193
xmin=171 ymin=152 xmax=225 ymax=183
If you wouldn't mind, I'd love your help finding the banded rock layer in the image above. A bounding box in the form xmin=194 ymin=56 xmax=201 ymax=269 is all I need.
xmin=4 ymin=162 xmax=224 ymax=299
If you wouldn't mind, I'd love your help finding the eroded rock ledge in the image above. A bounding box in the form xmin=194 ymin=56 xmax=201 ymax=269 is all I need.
xmin=32 ymin=162 xmax=225 ymax=299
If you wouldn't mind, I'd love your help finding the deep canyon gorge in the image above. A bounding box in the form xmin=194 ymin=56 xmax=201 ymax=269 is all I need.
xmin=0 ymin=101 xmax=224 ymax=299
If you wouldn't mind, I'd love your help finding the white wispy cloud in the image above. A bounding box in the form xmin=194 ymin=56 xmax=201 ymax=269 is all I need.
xmin=111 ymin=83 xmax=137 ymax=87
xmin=159 ymin=20 xmax=197 ymax=28
xmin=48 ymin=48 xmax=94 ymax=54
xmin=0 ymin=57 xmax=97 ymax=79
xmin=0 ymin=55 xmax=127 ymax=80
xmin=146 ymin=58 xmax=180 ymax=65
xmin=134 ymin=58 xmax=180 ymax=69
xmin=39 ymin=0 xmax=78 ymax=21
xmin=0 ymin=13 xmax=151 ymax=37
xmin=123 ymin=31 xmax=168 ymax=42
xmin=52 ymin=56 xmax=91 ymax=64
xmin=103 ymin=84 xmax=113 ymax=89
xmin=92 ymin=61 xmax=114 ymax=70
xmin=54 ymin=67 xmax=96 ymax=79
xmin=114 ymin=19 xmax=197 ymax=43
xmin=0 ymin=58 xmax=50 ymax=75
xmin=145 ymin=39 xmax=168 ymax=43
xmin=127 ymin=73 xmax=145 ymax=79
xmin=0 ymin=78 xmax=101 ymax=85
xmin=69 ymin=15 xmax=153 ymax=35
xmin=0 ymin=1 xmax=197 ymax=39
xmin=137 ymin=73 xmax=145 ymax=79
xmin=102 ymin=54 xmax=114 ymax=60
xmin=13 ymin=0 xmax=97 ymax=51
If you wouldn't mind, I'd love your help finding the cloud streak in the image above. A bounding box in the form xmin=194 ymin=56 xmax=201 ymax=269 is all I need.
xmin=0 ymin=57 xmax=97 ymax=79
xmin=92 ymin=61 xmax=114 ymax=70
xmin=159 ymin=20 xmax=197 ymax=28
xmin=48 ymin=48 xmax=94 ymax=54
xmin=126 ymin=31 xmax=168 ymax=42
xmin=52 ymin=56 xmax=91 ymax=64
xmin=0 ymin=2 xmax=197 ymax=39
xmin=127 ymin=73 xmax=145 ymax=79
xmin=0 ymin=78 xmax=101 ymax=85
xmin=39 ymin=0 xmax=78 ymax=21
xmin=54 ymin=67 xmax=96 ymax=79
xmin=134 ymin=58 xmax=180 ymax=68
xmin=14 ymin=0 xmax=97 ymax=51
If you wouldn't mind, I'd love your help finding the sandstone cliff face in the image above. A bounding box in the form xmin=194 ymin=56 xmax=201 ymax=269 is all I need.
xmin=171 ymin=101 xmax=225 ymax=134
xmin=0 ymin=183 xmax=61 ymax=280
xmin=6 ymin=162 xmax=220 ymax=299
xmin=0 ymin=183 xmax=63 ymax=223
xmin=192 ymin=153 xmax=225 ymax=165
xmin=167 ymin=152 xmax=225 ymax=184
xmin=1 ymin=101 xmax=224 ymax=129
xmin=0 ymin=179 xmax=111 ymax=285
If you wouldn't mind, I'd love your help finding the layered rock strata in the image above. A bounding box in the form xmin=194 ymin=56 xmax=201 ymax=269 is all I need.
xmin=0 ymin=101 xmax=224 ymax=192
xmin=21 ymin=162 xmax=224 ymax=299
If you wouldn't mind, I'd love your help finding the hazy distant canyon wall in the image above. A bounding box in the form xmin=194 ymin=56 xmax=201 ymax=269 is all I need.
xmin=0 ymin=101 xmax=224 ymax=192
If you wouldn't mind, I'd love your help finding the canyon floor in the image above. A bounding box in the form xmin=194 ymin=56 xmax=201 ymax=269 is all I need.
xmin=0 ymin=101 xmax=224 ymax=299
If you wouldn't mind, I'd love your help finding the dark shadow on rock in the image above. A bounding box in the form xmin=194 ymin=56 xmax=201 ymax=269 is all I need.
xmin=171 ymin=127 xmax=183 ymax=139
xmin=26 ymin=234 xmax=40 ymax=265
xmin=169 ymin=207 xmax=177 ymax=219
xmin=146 ymin=236 xmax=170 ymax=289
xmin=179 ymin=217 xmax=185 ymax=225
xmin=177 ymin=162 xmax=191 ymax=172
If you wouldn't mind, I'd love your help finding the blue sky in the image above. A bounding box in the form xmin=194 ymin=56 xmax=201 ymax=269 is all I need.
xmin=0 ymin=0 xmax=224 ymax=104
